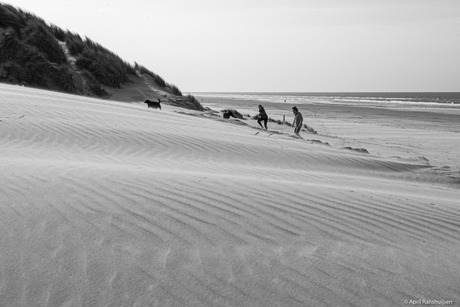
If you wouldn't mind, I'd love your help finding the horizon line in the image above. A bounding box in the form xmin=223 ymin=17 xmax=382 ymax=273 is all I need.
xmin=188 ymin=91 xmax=460 ymax=93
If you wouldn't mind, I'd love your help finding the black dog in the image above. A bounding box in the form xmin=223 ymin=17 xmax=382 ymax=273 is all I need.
xmin=145 ymin=99 xmax=161 ymax=110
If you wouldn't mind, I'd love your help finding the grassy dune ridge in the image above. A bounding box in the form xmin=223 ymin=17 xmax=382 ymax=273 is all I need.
xmin=0 ymin=3 xmax=202 ymax=109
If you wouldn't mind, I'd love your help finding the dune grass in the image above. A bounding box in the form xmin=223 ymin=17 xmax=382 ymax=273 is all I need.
xmin=0 ymin=3 xmax=202 ymax=109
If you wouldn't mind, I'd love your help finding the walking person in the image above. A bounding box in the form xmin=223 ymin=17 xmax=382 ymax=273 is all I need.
xmin=257 ymin=105 xmax=268 ymax=130
xmin=291 ymin=106 xmax=303 ymax=137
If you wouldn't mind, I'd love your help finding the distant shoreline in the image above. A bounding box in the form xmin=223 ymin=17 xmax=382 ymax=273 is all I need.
xmin=192 ymin=92 xmax=460 ymax=107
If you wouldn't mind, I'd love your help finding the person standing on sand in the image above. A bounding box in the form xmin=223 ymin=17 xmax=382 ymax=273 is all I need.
xmin=257 ymin=105 xmax=268 ymax=130
xmin=292 ymin=106 xmax=303 ymax=137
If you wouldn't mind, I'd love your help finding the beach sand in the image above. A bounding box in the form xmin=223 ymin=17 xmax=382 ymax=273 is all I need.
xmin=1 ymin=83 xmax=459 ymax=306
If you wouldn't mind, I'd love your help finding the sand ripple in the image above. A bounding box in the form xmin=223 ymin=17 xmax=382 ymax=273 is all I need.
xmin=1 ymin=84 xmax=459 ymax=306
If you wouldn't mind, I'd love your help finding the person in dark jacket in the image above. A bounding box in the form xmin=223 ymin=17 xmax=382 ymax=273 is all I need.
xmin=292 ymin=106 xmax=303 ymax=137
xmin=257 ymin=105 xmax=268 ymax=130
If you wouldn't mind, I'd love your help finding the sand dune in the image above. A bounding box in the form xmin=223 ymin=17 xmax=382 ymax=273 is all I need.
xmin=1 ymin=83 xmax=459 ymax=306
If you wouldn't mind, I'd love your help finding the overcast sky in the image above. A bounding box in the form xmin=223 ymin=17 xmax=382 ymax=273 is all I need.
xmin=8 ymin=0 xmax=460 ymax=92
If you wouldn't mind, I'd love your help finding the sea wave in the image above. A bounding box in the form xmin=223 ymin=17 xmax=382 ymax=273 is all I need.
xmin=193 ymin=92 xmax=460 ymax=106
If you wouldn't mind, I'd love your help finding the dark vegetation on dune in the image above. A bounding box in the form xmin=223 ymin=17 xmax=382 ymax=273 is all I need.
xmin=0 ymin=3 xmax=203 ymax=110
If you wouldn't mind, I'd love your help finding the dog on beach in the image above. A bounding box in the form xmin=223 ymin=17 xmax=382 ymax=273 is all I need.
xmin=144 ymin=99 xmax=161 ymax=110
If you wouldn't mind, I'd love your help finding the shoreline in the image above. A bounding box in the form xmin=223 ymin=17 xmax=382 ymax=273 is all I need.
xmin=195 ymin=94 xmax=460 ymax=174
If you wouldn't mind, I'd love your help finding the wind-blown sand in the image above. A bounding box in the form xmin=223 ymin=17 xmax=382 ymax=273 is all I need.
xmin=1 ymin=83 xmax=459 ymax=306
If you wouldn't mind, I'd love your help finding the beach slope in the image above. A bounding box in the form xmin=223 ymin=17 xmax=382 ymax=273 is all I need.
xmin=1 ymin=83 xmax=459 ymax=306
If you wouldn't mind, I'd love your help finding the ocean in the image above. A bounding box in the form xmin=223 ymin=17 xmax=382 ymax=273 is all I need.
xmin=193 ymin=92 xmax=460 ymax=106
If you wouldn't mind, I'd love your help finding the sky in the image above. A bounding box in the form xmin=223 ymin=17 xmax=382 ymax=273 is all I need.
xmin=6 ymin=0 xmax=460 ymax=92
